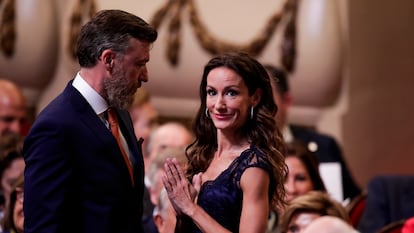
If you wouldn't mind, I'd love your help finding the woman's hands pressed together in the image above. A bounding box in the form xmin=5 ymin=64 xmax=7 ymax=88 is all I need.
xmin=162 ymin=158 xmax=202 ymax=216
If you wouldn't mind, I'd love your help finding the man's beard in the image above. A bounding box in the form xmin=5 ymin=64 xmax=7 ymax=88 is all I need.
xmin=103 ymin=66 xmax=138 ymax=109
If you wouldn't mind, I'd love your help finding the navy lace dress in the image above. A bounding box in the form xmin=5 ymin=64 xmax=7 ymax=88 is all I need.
xmin=176 ymin=145 xmax=275 ymax=233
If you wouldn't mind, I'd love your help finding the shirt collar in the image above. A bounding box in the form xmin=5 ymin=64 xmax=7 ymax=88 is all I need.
xmin=72 ymin=72 xmax=108 ymax=115
xmin=282 ymin=125 xmax=294 ymax=143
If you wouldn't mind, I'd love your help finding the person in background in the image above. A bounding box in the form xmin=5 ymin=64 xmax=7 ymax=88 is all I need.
xmin=148 ymin=147 xmax=187 ymax=233
xmin=0 ymin=149 xmax=24 ymax=214
xmin=162 ymin=52 xmax=287 ymax=233
xmin=267 ymin=140 xmax=327 ymax=233
xmin=264 ymin=64 xmax=361 ymax=202
xmin=1 ymin=173 xmax=24 ymax=233
xmin=278 ymin=191 xmax=350 ymax=233
xmin=129 ymin=87 xmax=160 ymax=162
xmin=23 ymin=9 xmax=157 ymax=233
xmin=302 ymin=216 xmax=359 ymax=233
xmin=142 ymin=122 xmax=193 ymax=233
xmin=0 ymin=79 xmax=27 ymax=137
xmin=284 ymin=140 xmax=326 ymax=203
xmin=153 ymin=188 xmax=177 ymax=233
xmin=146 ymin=121 xmax=193 ymax=171
xmin=147 ymin=146 xmax=188 ymax=207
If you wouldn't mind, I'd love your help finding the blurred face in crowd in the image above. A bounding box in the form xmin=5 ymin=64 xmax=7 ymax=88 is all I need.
xmin=130 ymin=101 xmax=159 ymax=159
xmin=269 ymin=74 xmax=291 ymax=130
xmin=147 ymin=123 xmax=192 ymax=166
xmin=1 ymin=157 xmax=25 ymax=207
xmin=14 ymin=187 xmax=24 ymax=233
xmin=153 ymin=190 xmax=177 ymax=233
xmin=0 ymin=80 xmax=27 ymax=136
xmin=284 ymin=156 xmax=315 ymax=203
xmin=287 ymin=212 xmax=321 ymax=233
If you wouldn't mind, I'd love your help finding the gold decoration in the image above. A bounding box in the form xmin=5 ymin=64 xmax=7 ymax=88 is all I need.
xmin=0 ymin=0 xmax=16 ymax=57
xmin=150 ymin=0 xmax=298 ymax=71
xmin=281 ymin=0 xmax=298 ymax=72
xmin=68 ymin=0 xmax=97 ymax=60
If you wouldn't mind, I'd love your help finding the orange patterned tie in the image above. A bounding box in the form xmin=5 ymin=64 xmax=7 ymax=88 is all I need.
xmin=107 ymin=108 xmax=134 ymax=186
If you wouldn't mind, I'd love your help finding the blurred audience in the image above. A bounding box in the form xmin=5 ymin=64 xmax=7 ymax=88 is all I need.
xmin=278 ymin=191 xmax=349 ymax=233
xmin=284 ymin=140 xmax=327 ymax=203
xmin=1 ymin=173 xmax=24 ymax=233
xmin=267 ymin=140 xmax=326 ymax=233
xmin=264 ymin=64 xmax=361 ymax=201
xmin=146 ymin=121 xmax=193 ymax=171
xmin=0 ymin=135 xmax=24 ymax=215
xmin=153 ymin=188 xmax=176 ymax=233
xmin=147 ymin=146 xmax=187 ymax=206
xmin=0 ymin=79 xmax=27 ymax=137
xmin=302 ymin=216 xmax=359 ymax=233
xmin=129 ymin=87 xmax=160 ymax=163
xmin=357 ymin=175 xmax=414 ymax=233
xmin=142 ymin=121 xmax=192 ymax=233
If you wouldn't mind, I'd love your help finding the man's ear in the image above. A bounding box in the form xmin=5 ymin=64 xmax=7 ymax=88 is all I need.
xmin=153 ymin=214 xmax=163 ymax=230
xmin=101 ymin=50 xmax=115 ymax=70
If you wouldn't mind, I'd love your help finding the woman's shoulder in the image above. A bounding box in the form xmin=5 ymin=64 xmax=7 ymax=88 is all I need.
xmin=237 ymin=145 xmax=272 ymax=171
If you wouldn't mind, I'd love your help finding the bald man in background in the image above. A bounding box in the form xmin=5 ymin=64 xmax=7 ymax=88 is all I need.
xmin=0 ymin=79 xmax=27 ymax=137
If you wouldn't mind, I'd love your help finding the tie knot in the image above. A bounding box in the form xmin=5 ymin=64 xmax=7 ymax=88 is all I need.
xmin=107 ymin=107 xmax=117 ymax=123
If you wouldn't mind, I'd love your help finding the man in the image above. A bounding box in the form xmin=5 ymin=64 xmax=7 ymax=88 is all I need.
xmin=153 ymin=188 xmax=177 ymax=233
xmin=23 ymin=10 xmax=157 ymax=233
xmin=264 ymin=64 xmax=361 ymax=201
xmin=0 ymin=79 xmax=27 ymax=137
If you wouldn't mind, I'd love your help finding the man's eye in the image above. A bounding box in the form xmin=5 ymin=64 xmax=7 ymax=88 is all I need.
xmin=0 ymin=116 xmax=15 ymax=123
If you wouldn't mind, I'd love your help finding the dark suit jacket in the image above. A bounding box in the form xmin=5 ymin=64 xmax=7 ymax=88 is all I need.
xmin=291 ymin=125 xmax=361 ymax=200
xmin=23 ymin=81 xmax=145 ymax=233
xmin=357 ymin=175 xmax=414 ymax=233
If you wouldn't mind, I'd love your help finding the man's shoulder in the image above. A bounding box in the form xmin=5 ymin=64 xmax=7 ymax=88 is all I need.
xmin=290 ymin=124 xmax=338 ymax=145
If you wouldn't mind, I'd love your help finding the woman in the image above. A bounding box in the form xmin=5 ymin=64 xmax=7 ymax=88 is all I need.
xmin=1 ymin=173 xmax=24 ymax=233
xmin=162 ymin=52 xmax=287 ymax=233
xmin=267 ymin=140 xmax=327 ymax=233
xmin=284 ymin=140 xmax=326 ymax=203
xmin=279 ymin=191 xmax=349 ymax=233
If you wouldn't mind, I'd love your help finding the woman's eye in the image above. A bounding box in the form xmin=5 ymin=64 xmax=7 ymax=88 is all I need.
xmin=207 ymin=90 xmax=216 ymax=96
xmin=288 ymin=225 xmax=299 ymax=233
xmin=295 ymin=175 xmax=308 ymax=182
xmin=226 ymin=90 xmax=238 ymax=96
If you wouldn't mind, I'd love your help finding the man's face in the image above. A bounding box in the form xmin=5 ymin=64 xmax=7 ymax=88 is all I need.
xmin=270 ymin=78 xmax=289 ymax=129
xmin=0 ymin=89 xmax=27 ymax=136
xmin=104 ymin=39 xmax=152 ymax=109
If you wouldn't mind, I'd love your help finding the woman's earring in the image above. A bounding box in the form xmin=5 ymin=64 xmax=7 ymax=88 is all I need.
xmin=205 ymin=108 xmax=210 ymax=119
xmin=250 ymin=106 xmax=254 ymax=120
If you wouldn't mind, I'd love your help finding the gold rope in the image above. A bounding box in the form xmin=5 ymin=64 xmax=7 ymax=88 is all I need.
xmin=68 ymin=0 xmax=97 ymax=60
xmin=166 ymin=0 xmax=186 ymax=65
xmin=281 ymin=0 xmax=298 ymax=72
xmin=150 ymin=0 xmax=296 ymax=70
xmin=0 ymin=0 xmax=16 ymax=57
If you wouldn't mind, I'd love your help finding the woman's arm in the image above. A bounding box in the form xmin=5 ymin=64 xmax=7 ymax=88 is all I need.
xmin=239 ymin=167 xmax=270 ymax=233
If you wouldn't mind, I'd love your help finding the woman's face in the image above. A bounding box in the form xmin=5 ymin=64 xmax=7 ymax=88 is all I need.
xmin=1 ymin=157 xmax=24 ymax=205
xmin=206 ymin=67 xmax=258 ymax=133
xmin=287 ymin=212 xmax=321 ymax=233
xmin=13 ymin=187 xmax=24 ymax=233
xmin=284 ymin=156 xmax=315 ymax=202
